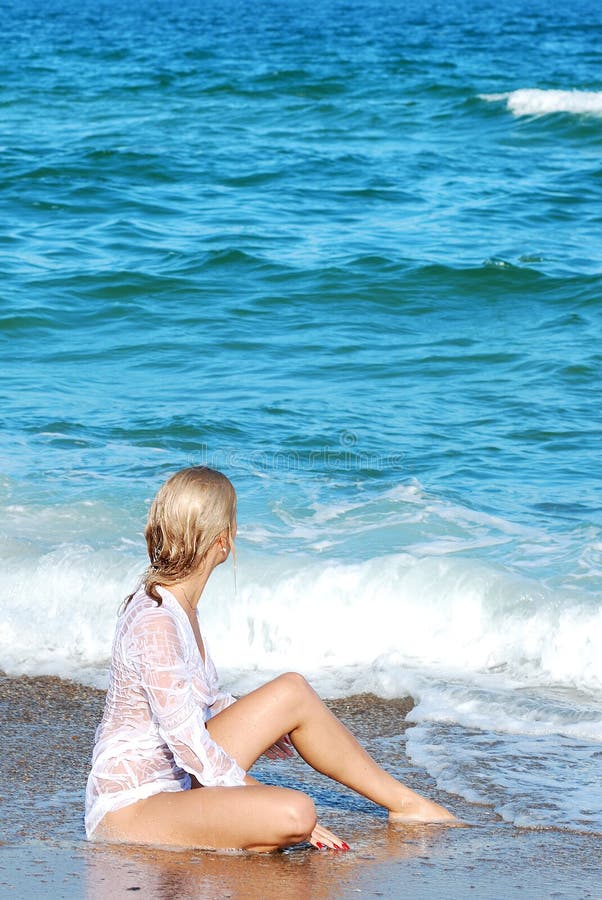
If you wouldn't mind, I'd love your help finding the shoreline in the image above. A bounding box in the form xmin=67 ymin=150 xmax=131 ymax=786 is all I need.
xmin=1 ymin=673 xmax=600 ymax=898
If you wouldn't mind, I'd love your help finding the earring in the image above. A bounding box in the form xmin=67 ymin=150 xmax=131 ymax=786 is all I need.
xmin=222 ymin=546 xmax=227 ymax=555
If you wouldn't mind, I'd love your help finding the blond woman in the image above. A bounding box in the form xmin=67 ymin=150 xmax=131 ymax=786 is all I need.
xmin=85 ymin=466 xmax=455 ymax=851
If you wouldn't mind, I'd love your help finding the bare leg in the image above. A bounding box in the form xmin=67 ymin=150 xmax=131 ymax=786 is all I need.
xmin=96 ymin=783 xmax=317 ymax=851
xmin=208 ymin=673 xmax=456 ymax=823
xmin=96 ymin=672 xmax=452 ymax=851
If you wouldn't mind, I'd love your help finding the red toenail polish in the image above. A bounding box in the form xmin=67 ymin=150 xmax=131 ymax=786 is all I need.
xmin=316 ymin=842 xmax=324 ymax=848
xmin=342 ymin=842 xmax=350 ymax=850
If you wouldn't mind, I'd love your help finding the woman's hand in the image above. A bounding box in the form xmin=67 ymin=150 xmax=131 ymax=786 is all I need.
xmin=310 ymin=821 xmax=350 ymax=851
xmin=262 ymin=734 xmax=295 ymax=761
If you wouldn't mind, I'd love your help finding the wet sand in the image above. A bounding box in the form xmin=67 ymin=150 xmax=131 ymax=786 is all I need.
xmin=0 ymin=673 xmax=600 ymax=899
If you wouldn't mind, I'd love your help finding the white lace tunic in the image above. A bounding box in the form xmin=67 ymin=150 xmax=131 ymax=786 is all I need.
xmin=85 ymin=586 xmax=246 ymax=839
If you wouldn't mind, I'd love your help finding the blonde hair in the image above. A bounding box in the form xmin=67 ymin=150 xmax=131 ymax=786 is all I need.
xmin=128 ymin=466 xmax=236 ymax=606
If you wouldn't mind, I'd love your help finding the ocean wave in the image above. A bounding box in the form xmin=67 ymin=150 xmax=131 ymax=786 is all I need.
xmin=2 ymin=537 xmax=600 ymax=699
xmin=481 ymin=89 xmax=602 ymax=117
xmin=406 ymin=678 xmax=602 ymax=743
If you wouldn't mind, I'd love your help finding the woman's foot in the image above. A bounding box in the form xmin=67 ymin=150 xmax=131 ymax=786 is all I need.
xmin=388 ymin=795 xmax=459 ymax=824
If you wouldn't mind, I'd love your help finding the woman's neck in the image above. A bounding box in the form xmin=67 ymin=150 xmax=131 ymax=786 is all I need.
xmin=168 ymin=554 xmax=217 ymax=613
xmin=162 ymin=537 xmax=226 ymax=613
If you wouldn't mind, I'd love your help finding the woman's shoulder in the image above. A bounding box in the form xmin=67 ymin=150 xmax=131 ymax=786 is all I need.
xmin=119 ymin=586 xmax=180 ymax=633
xmin=117 ymin=587 xmax=188 ymax=661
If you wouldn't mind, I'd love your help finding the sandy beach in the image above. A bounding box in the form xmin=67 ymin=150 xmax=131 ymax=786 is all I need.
xmin=1 ymin=673 xmax=599 ymax=899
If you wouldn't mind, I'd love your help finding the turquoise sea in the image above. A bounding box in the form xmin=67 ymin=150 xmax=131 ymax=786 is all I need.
xmin=1 ymin=0 xmax=601 ymax=834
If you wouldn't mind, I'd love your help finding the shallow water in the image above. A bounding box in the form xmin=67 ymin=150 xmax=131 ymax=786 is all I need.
xmin=1 ymin=0 xmax=601 ymax=833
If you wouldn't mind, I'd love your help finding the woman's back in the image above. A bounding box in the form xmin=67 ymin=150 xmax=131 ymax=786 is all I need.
xmin=85 ymin=586 xmax=244 ymax=839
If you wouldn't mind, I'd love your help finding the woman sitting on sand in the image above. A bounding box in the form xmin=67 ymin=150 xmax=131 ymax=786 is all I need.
xmin=85 ymin=466 xmax=456 ymax=851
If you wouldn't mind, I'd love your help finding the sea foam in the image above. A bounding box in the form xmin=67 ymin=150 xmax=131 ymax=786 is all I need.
xmin=3 ymin=541 xmax=600 ymax=699
xmin=481 ymin=88 xmax=602 ymax=117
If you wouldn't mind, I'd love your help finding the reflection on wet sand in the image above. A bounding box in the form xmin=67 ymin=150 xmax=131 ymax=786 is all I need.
xmin=84 ymin=824 xmax=450 ymax=900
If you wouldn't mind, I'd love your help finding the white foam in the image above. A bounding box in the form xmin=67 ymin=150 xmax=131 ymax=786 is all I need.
xmin=173 ymin=552 xmax=602 ymax=698
xmin=406 ymin=719 xmax=602 ymax=832
xmin=406 ymin=678 xmax=602 ymax=743
xmin=481 ymin=88 xmax=602 ymax=117
xmin=1 ymin=542 xmax=141 ymax=686
xmin=2 ymin=541 xmax=601 ymax=698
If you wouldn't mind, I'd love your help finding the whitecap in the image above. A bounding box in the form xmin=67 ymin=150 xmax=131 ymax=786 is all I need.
xmin=480 ymin=88 xmax=602 ymax=117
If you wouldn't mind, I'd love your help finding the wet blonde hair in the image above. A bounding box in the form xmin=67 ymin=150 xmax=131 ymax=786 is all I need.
xmin=128 ymin=466 xmax=236 ymax=606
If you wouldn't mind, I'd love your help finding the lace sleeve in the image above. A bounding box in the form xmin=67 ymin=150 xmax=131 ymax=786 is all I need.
xmin=127 ymin=607 xmax=246 ymax=787
xmin=208 ymin=690 xmax=237 ymax=718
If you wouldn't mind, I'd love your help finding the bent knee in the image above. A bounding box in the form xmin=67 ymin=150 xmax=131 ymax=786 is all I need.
xmin=275 ymin=671 xmax=314 ymax=703
xmin=279 ymin=790 xmax=316 ymax=844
